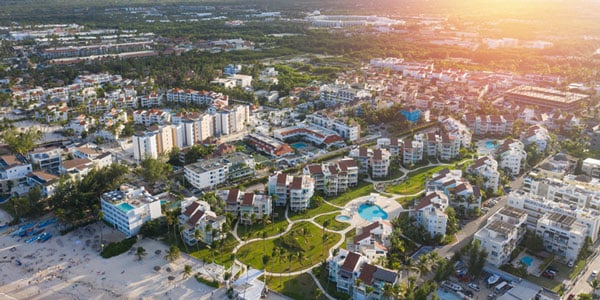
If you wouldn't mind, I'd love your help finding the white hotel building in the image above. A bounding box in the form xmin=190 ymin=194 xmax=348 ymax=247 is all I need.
xmin=474 ymin=206 xmax=527 ymax=267
xmin=536 ymin=212 xmax=585 ymax=262
xmin=101 ymin=185 xmax=162 ymax=237
xmin=306 ymin=112 xmax=361 ymax=142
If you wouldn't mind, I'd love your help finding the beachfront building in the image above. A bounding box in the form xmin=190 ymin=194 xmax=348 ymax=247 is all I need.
xmin=179 ymin=198 xmax=226 ymax=245
xmin=29 ymin=147 xmax=62 ymax=174
xmin=306 ymin=112 xmax=361 ymax=142
xmin=536 ymin=212 xmax=586 ymax=262
xmin=349 ymin=147 xmax=391 ymax=178
xmin=468 ymin=156 xmax=500 ymax=192
xmin=582 ymin=158 xmax=600 ymax=178
xmin=347 ymin=220 xmax=393 ymax=261
xmin=184 ymin=153 xmax=255 ymax=190
xmin=0 ymin=154 xmax=33 ymax=195
xmin=216 ymin=189 xmax=272 ymax=225
xmin=507 ymin=190 xmax=600 ymax=243
xmin=267 ymin=172 xmax=315 ymax=211
xmin=497 ymin=139 xmax=527 ymax=176
xmin=413 ymin=191 xmax=449 ymax=238
xmin=303 ymin=158 xmax=359 ymax=196
xmin=100 ymin=185 xmax=162 ymax=237
xmin=520 ymin=125 xmax=550 ymax=152
xmin=473 ymin=206 xmax=527 ymax=267
xmin=26 ymin=171 xmax=59 ymax=197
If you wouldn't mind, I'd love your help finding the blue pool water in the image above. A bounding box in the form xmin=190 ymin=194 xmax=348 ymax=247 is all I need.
xmin=485 ymin=140 xmax=497 ymax=149
xmin=291 ymin=142 xmax=308 ymax=150
xmin=436 ymin=288 xmax=463 ymax=300
xmin=117 ymin=203 xmax=135 ymax=212
xmin=521 ymin=256 xmax=534 ymax=267
xmin=160 ymin=200 xmax=168 ymax=206
xmin=336 ymin=215 xmax=351 ymax=222
xmin=357 ymin=203 xmax=388 ymax=221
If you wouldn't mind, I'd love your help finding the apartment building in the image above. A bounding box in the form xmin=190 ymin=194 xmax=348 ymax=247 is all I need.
xmin=440 ymin=116 xmax=472 ymax=148
xmin=244 ymin=133 xmax=294 ymax=158
xmin=274 ymin=125 xmax=345 ymax=149
xmin=497 ymin=139 xmax=527 ymax=176
xmin=139 ymin=92 xmax=162 ymax=108
xmin=267 ymin=172 xmax=315 ymax=211
xmin=473 ymin=206 xmax=527 ymax=267
xmin=402 ymin=138 xmax=424 ymax=165
xmin=306 ymin=112 xmax=361 ymax=142
xmin=523 ymin=175 xmax=600 ymax=210
xmin=462 ymin=114 xmax=513 ymax=136
xmin=184 ymin=153 xmax=255 ymax=191
xmin=29 ymin=147 xmax=62 ymax=174
xmin=347 ymin=220 xmax=393 ymax=261
xmin=536 ymin=212 xmax=586 ymax=262
xmin=582 ymin=158 xmax=600 ymax=178
xmin=414 ymin=132 xmax=461 ymax=162
xmin=520 ymin=125 xmax=550 ymax=152
xmin=0 ymin=154 xmax=33 ymax=186
xmin=376 ymin=138 xmax=403 ymax=156
xmin=132 ymin=125 xmax=177 ymax=161
xmin=26 ymin=171 xmax=59 ymax=197
xmin=591 ymin=127 xmax=600 ymax=152
xmin=468 ymin=156 xmax=500 ymax=192
xmin=179 ymin=199 xmax=226 ymax=245
xmin=100 ymin=185 xmax=162 ymax=237
xmin=349 ymin=147 xmax=391 ymax=178
xmin=166 ymin=88 xmax=229 ymax=107
xmin=208 ymin=104 xmax=250 ymax=136
xmin=319 ymin=84 xmax=372 ymax=104
xmin=133 ymin=109 xmax=171 ymax=126
xmin=413 ymin=191 xmax=449 ymax=238
xmin=303 ymin=158 xmax=359 ymax=196
xmin=217 ymin=190 xmax=272 ymax=225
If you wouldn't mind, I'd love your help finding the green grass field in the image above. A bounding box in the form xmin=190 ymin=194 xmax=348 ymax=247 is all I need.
xmin=189 ymin=235 xmax=239 ymax=268
xmin=237 ymin=222 xmax=341 ymax=273
xmin=266 ymin=273 xmax=327 ymax=300
xmin=327 ymin=181 xmax=374 ymax=206
xmin=314 ymin=213 xmax=350 ymax=231
xmin=237 ymin=207 xmax=289 ymax=240
xmin=288 ymin=202 xmax=340 ymax=222
xmin=385 ymin=165 xmax=447 ymax=195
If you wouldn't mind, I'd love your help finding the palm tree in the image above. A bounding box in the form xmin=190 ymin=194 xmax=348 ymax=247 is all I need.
xmin=135 ymin=246 xmax=147 ymax=261
xmin=298 ymin=251 xmax=305 ymax=265
xmin=166 ymin=213 xmax=175 ymax=243
xmin=165 ymin=244 xmax=181 ymax=263
xmin=315 ymin=287 xmax=323 ymax=300
xmin=287 ymin=252 xmax=294 ymax=276
xmin=383 ymin=283 xmax=394 ymax=300
xmin=98 ymin=210 xmax=104 ymax=253
xmin=591 ymin=278 xmax=600 ymax=297
xmin=194 ymin=229 xmax=203 ymax=252
xmin=182 ymin=264 xmax=193 ymax=279
xmin=179 ymin=225 xmax=189 ymax=252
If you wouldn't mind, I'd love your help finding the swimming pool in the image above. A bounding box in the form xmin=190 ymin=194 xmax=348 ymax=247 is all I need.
xmin=291 ymin=142 xmax=308 ymax=150
xmin=336 ymin=215 xmax=351 ymax=222
xmin=357 ymin=203 xmax=388 ymax=221
xmin=521 ymin=256 xmax=533 ymax=267
xmin=436 ymin=288 xmax=463 ymax=300
xmin=485 ymin=140 xmax=497 ymax=150
xmin=117 ymin=202 xmax=135 ymax=213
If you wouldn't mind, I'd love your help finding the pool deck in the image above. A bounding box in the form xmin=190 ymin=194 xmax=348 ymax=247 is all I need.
xmin=513 ymin=252 xmax=544 ymax=276
xmin=342 ymin=193 xmax=404 ymax=228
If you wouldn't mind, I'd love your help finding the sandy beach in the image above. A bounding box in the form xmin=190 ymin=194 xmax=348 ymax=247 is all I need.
xmin=0 ymin=208 xmax=13 ymax=226
xmin=0 ymin=222 xmax=217 ymax=300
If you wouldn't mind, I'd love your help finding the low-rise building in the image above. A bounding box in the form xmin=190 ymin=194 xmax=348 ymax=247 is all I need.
xmin=184 ymin=159 xmax=229 ymax=190
xmin=101 ymin=185 xmax=162 ymax=237
xmin=244 ymin=133 xmax=294 ymax=158
xmin=267 ymin=172 xmax=315 ymax=211
xmin=536 ymin=212 xmax=586 ymax=262
xmin=274 ymin=125 xmax=345 ymax=149
xmin=306 ymin=112 xmax=361 ymax=142
xmin=582 ymin=158 xmax=600 ymax=178
xmin=497 ymin=139 xmax=527 ymax=176
xmin=0 ymin=154 xmax=33 ymax=194
xmin=347 ymin=220 xmax=393 ymax=261
xmin=473 ymin=206 xmax=527 ymax=267
xmin=26 ymin=171 xmax=59 ymax=197
xmin=179 ymin=198 xmax=226 ymax=245
xmin=29 ymin=147 xmax=62 ymax=174
xmin=413 ymin=191 xmax=449 ymax=238
xmin=468 ymin=156 xmax=500 ymax=192
xmin=303 ymin=158 xmax=359 ymax=196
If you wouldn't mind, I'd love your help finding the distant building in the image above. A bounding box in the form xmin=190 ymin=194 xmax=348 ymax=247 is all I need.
xmin=505 ymin=85 xmax=590 ymax=112
xmin=582 ymin=158 xmax=600 ymax=178
xmin=101 ymin=185 xmax=162 ymax=237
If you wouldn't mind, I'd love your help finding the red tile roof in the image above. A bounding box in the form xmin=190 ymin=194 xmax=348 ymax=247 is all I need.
xmin=358 ymin=263 xmax=377 ymax=285
xmin=183 ymin=201 xmax=200 ymax=217
xmin=188 ymin=210 xmax=204 ymax=226
xmin=341 ymin=252 xmax=361 ymax=272
xmin=227 ymin=189 xmax=240 ymax=204
xmin=242 ymin=193 xmax=254 ymax=206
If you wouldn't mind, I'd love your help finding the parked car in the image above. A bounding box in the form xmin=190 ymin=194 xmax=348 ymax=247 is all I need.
xmin=568 ymin=260 xmax=574 ymax=268
xmin=542 ymin=270 xmax=555 ymax=279
xmin=592 ymin=270 xmax=598 ymax=278
xmin=468 ymin=283 xmax=481 ymax=292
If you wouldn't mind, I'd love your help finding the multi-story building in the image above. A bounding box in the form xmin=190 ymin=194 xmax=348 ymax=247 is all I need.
xmin=402 ymin=138 xmax=424 ymax=165
xmin=208 ymin=104 xmax=250 ymax=136
xmin=376 ymin=138 xmax=403 ymax=156
xmin=462 ymin=114 xmax=513 ymax=136
xmin=26 ymin=171 xmax=59 ymax=197
xmin=468 ymin=156 xmax=500 ymax=192
xmin=413 ymin=191 xmax=449 ymax=237
xmin=536 ymin=212 xmax=586 ymax=262
xmin=179 ymin=199 xmax=226 ymax=245
xmin=497 ymin=139 xmax=527 ymax=176
xmin=59 ymin=158 xmax=94 ymax=181
xmin=414 ymin=132 xmax=461 ymax=162
xmin=319 ymin=84 xmax=372 ymax=104
xmin=0 ymin=155 xmax=33 ymax=192
xmin=591 ymin=127 xmax=600 ymax=153
xmin=520 ymin=125 xmax=550 ymax=152
xmin=303 ymin=158 xmax=359 ymax=196
xmin=582 ymin=158 xmax=600 ymax=178
xmin=427 ymin=169 xmax=482 ymax=211
xmin=133 ymin=109 xmax=172 ymax=126
xmin=353 ymin=263 xmax=399 ymax=300
xmin=505 ymin=85 xmax=590 ymax=112
xmin=29 ymin=147 xmax=62 ymax=174
xmin=244 ymin=133 xmax=294 ymax=158
xmin=347 ymin=220 xmax=393 ymax=261
xmin=507 ymin=190 xmax=600 ymax=242
xmin=473 ymin=206 xmax=527 ymax=267
xmin=328 ymin=250 xmax=368 ymax=294
xmin=522 ymin=175 xmax=600 ymax=209
xmin=267 ymin=172 xmax=315 ymax=211
xmin=101 ymin=185 xmax=162 ymax=237
xmin=166 ymin=88 xmax=229 ymax=107
xmin=306 ymin=112 xmax=361 ymax=142
xmin=238 ymin=193 xmax=272 ymax=225
xmin=440 ymin=116 xmax=472 ymax=148
xmin=274 ymin=125 xmax=345 ymax=149
xmin=184 ymin=159 xmax=229 ymax=190
xmin=349 ymin=147 xmax=391 ymax=178
xmin=139 ymin=92 xmax=162 ymax=108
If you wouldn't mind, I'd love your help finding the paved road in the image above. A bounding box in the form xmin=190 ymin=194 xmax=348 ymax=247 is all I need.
xmin=568 ymin=250 xmax=600 ymax=296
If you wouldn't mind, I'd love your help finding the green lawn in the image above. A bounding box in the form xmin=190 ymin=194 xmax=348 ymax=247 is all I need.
xmin=313 ymin=263 xmax=352 ymax=300
xmin=266 ymin=273 xmax=327 ymax=300
xmin=237 ymin=222 xmax=341 ymax=273
xmin=343 ymin=229 xmax=356 ymax=250
xmin=288 ymin=202 xmax=340 ymax=222
xmin=189 ymin=235 xmax=239 ymax=268
xmin=314 ymin=213 xmax=350 ymax=231
xmin=237 ymin=207 xmax=289 ymax=240
xmin=327 ymin=181 xmax=374 ymax=206
xmin=385 ymin=165 xmax=447 ymax=195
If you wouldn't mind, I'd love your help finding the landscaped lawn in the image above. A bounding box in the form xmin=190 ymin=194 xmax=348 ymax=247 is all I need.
xmin=189 ymin=235 xmax=239 ymax=268
xmin=265 ymin=273 xmax=327 ymax=300
xmin=237 ymin=207 xmax=289 ymax=240
xmin=314 ymin=213 xmax=350 ymax=231
xmin=327 ymin=181 xmax=374 ymax=206
xmin=288 ymin=202 xmax=340 ymax=222
xmin=237 ymin=222 xmax=341 ymax=273
xmin=313 ymin=263 xmax=352 ymax=300
xmin=386 ymin=165 xmax=446 ymax=195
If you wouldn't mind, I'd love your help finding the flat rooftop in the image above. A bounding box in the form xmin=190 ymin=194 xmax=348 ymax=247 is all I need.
xmin=506 ymin=86 xmax=589 ymax=104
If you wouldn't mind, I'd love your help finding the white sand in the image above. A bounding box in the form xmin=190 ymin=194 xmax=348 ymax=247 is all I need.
xmin=0 ymin=208 xmax=13 ymax=225
xmin=0 ymin=223 xmax=217 ymax=300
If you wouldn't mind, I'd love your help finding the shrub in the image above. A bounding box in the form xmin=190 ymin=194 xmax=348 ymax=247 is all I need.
xmin=195 ymin=275 xmax=219 ymax=288
xmin=101 ymin=237 xmax=137 ymax=258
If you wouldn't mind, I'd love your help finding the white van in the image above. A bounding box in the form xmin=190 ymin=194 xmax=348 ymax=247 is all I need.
xmin=495 ymin=281 xmax=508 ymax=292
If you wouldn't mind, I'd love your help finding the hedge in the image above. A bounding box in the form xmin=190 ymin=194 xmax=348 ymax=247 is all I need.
xmin=101 ymin=237 xmax=137 ymax=258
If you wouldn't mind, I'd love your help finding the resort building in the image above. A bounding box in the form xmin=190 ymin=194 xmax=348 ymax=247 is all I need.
xmin=274 ymin=125 xmax=345 ymax=149
xmin=582 ymin=158 xmax=600 ymax=178
xmin=26 ymin=171 xmax=59 ymax=197
xmin=536 ymin=212 xmax=586 ymax=262
xmin=319 ymin=83 xmax=372 ymax=104
xmin=462 ymin=114 xmax=513 ymax=136
xmin=133 ymin=109 xmax=172 ymax=126
xmin=100 ymin=185 xmax=162 ymax=237
xmin=414 ymin=132 xmax=461 ymax=162
xmin=440 ymin=116 xmax=472 ymax=148
xmin=413 ymin=191 xmax=449 ymax=238
xmin=504 ymin=85 xmax=590 ymax=112
xmin=328 ymin=250 xmax=369 ymax=295
xmin=166 ymin=88 xmax=228 ymax=107
xmin=138 ymin=92 xmax=162 ymax=108
xmin=507 ymin=190 xmax=600 ymax=242
xmin=376 ymin=138 xmax=403 ymax=156
xmin=179 ymin=198 xmax=226 ymax=245
xmin=401 ymin=139 xmax=424 ymax=165
xmin=347 ymin=220 xmax=393 ymax=261
xmin=468 ymin=156 xmax=500 ymax=192
xmin=216 ymin=190 xmax=272 ymax=225
xmin=497 ymin=139 xmax=527 ymax=176
xmin=132 ymin=125 xmax=178 ymax=161
xmin=303 ymin=158 xmax=359 ymax=196
xmin=29 ymin=147 xmax=62 ymax=174
xmin=267 ymin=172 xmax=315 ymax=211
xmin=244 ymin=133 xmax=294 ymax=158
xmin=520 ymin=125 xmax=550 ymax=152
xmin=0 ymin=154 xmax=33 ymax=194
xmin=306 ymin=112 xmax=361 ymax=142
xmin=522 ymin=175 xmax=600 ymax=209
xmin=349 ymin=147 xmax=391 ymax=178
xmin=353 ymin=263 xmax=400 ymax=300
xmin=473 ymin=206 xmax=527 ymax=267
xmin=184 ymin=153 xmax=255 ymax=190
